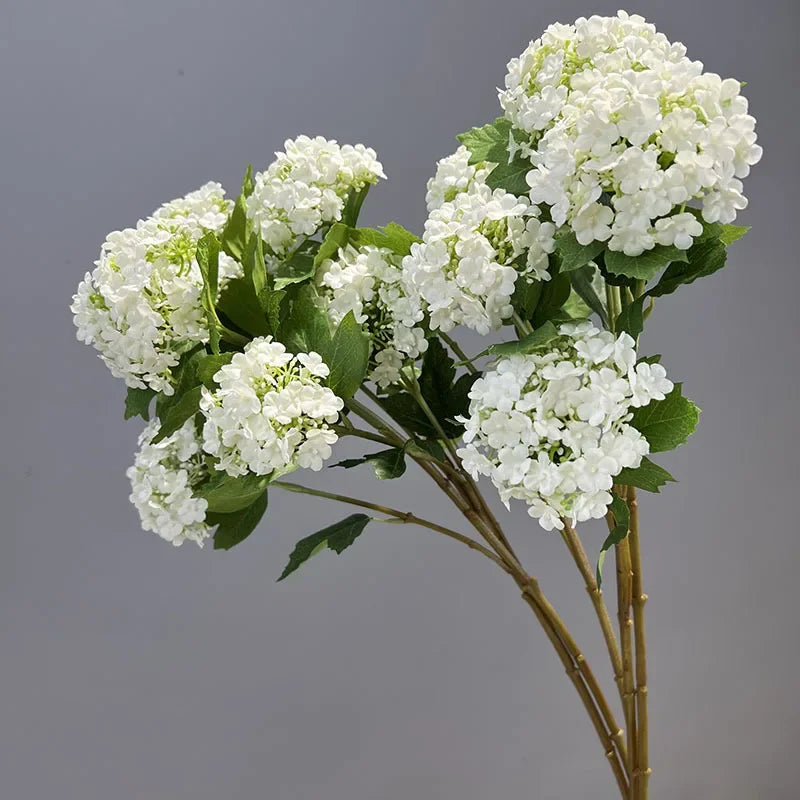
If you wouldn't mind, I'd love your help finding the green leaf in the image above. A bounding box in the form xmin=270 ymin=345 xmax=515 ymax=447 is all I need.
xmin=648 ymin=238 xmax=727 ymax=298
xmin=555 ymin=232 xmax=606 ymax=273
xmin=277 ymin=514 xmax=371 ymax=580
xmin=279 ymin=286 xmax=332 ymax=358
xmin=327 ymin=311 xmax=370 ymax=400
xmin=314 ymin=223 xmax=352 ymax=268
xmin=511 ymin=277 xmax=543 ymax=318
xmin=152 ymin=385 xmax=203 ymax=444
xmin=274 ymin=239 xmax=320 ymax=290
xmin=198 ymin=472 xmax=271 ymax=514
xmin=596 ymin=494 xmax=630 ymax=587
xmin=569 ymin=264 xmax=608 ymax=326
xmin=457 ymin=117 xmax=513 ymax=165
xmin=196 ymin=353 xmax=234 ymax=387
xmin=196 ymin=232 xmax=221 ymax=354
xmin=530 ymin=268 xmax=571 ymax=328
xmin=368 ymin=448 xmax=407 ymax=480
xmin=628 ymin=383 xmax=700 ymax=453
xmin=615 ymin=457 xmax=675 ymax=493
xmin=615 ymin=296 xmax=645 ymax=339
xmin=220 ymin=165 xmax=254 ymax=261
xmin=377 ymin=393 xmax=436 ymax=438
xmin=604 ymin=245 xmax=688 ymax=281
xmin=484 ymin=155 xmax=532 ymax=196
xmin=211 ymin=490 xmax=269 ymax=550
xmin=488 ymin=321 xmax=559 ymax=357
xmin=350 ymin=222 xmax=421 ymax=256
xmin=404 ymin=438 xmax=447 ymax=463
xmin=719 ymin=224 xmax=749 ymax=246
xmin=341 ymin=185 xmax=370 ymax=228
xmin=418 ymin=338 xmax=477 ymax=437
xmin=242 ymin=232 xmax=267 ymax=302
xmin=216 ymin=277 xmax=271 ymax=337
xmin=124 ymin=387 xmax=156 ymax=421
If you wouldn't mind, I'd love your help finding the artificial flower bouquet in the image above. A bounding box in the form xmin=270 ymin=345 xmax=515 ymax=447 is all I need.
xmin=71 ymin=11 xmax=760 ymax=797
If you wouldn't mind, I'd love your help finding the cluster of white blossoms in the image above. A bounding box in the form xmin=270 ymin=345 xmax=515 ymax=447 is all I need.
xmin=246 ymin=135 xmax=386 ymax=258
xmin=71 ymin=183 xmax=241 ymax=394
xmin=457 ymin=322 xmax=673 ymax=530
xmin=316 ymin=244 xmax=427 ymax=387
xmin=200 ymin=337 xmax=344 ymax=477
xmin=499 ymin=10 xmax=762 ymax=256
xmin=403 ymin=148 xmax=556 ymax=335
xmin=127 ymin=420 xmax=212 ymax=548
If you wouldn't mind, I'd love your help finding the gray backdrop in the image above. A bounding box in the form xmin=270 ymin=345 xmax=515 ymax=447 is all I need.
xmin=2 ymin=1 xmax=797 ymax=798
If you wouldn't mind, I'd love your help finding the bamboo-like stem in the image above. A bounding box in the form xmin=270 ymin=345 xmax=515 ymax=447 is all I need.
xmin=440 ymin=331 xmax=478 ymax=374
xmin=272 ymin=480 xmax=508 ymax=571
xmin=627 ymin=487 xmax=650 ymax=799
xmin=560 ymin=520 xmax=626 ymax=712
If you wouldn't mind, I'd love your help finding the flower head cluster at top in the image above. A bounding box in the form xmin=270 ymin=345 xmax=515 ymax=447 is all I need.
xmin=402 ymin=146 xmax=556 ymax=335
xmin=71 ymin=183 xmax=241 ymax=394
xmin=246 ymin=135 xmax=386 ymax=258
xmin=127 ymin=420 xmax=212 ymax=548
xmin=457 ymin=322 xmax=673 ymax=530
xmin=316 ymin=244 xmax=427 ymax=387
xmin=200 ymin=337 xmax=344 ymax=478
xmin=499 ymin=10 xmax=762 ymax=255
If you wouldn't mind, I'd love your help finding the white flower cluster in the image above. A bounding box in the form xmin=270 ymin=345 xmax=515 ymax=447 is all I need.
xmin=127 ymin=420 xmax=212 ymax=548
xmin=316 ymin=244 xmax=428 ymax=387
xmin=246 ymin=135 xmax=386 ymax=258
xmin=457 ymin=322 xmax=673 ymax=530
xmin=403 ymin=148 xmax=556 ymax=335
xmin=200 ymin=337 xmax=344 ymax=477
xmin=71 ymin=183 xmax=241 ymax=394
xmin=499 ymin=10 xmax=762 ymax=256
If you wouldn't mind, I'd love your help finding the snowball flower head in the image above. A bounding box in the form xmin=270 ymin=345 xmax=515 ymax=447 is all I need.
xmin=316 ymin=243 xmax=428 ymax=387
xmin=71 ymin=183 xmax=240 ymax=394
xmin=499 ymin=10 xmax=762 ymax=255
xmin=403 ymin=150 xmax=555 ymax=335
xmin=127 ymin=419 xmax=212 ymax=548
xmin=457 ymin=321 xmax=673 ymax=530
xmin=246 ymin=135 xmax=386 ymax=257
xmin=200 ymin=337 xmax=344 ymax=477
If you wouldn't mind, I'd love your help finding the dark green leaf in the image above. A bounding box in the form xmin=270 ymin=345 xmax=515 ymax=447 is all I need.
xmin=341 ymin=185 xmax=370 ymax=227
xmin=615 ymin=296 xmax=645 ymax=339
xmin=648 ymin=238 xmax=727 ymax=298
xmin=220 ymin=165 xmax=254 ymax=261
xmin=368 ymin=448 xmax=406 ymax=480
xmin=484 ymin=155 xmax=532 ymax=196
xmin=628 ymin=383 xmax=700 ymax=453
xmin=327 ymin=311 xmax=370 ymax=400
xmin=615 ymin=457 xmax=675 ymax=493
xmin=216 ymin=276 xmax=271 ymax=337
xmin=331 ymin=457 xmax=369 ymax=470
xmin=555 ymin=232 xmax=606 ymax=273
xmin=596 ymin=494 xmax=630 ymax=587
xmin=377 ymin=393 xmax=436 ymax=438
xmin=511 ymin=277 xmax=543 ymax=318
xmin=530 ymin=269 xmax=571 ymax=328
xmin=274 ymin=239 xmax=321 ymax=290
xmin=604 ymin=245 xmax=688 ymax=281
xmin=488 ymin=321 xmax=559 ymax=357
xmin=314 ymin=223 xmax=352 ymax=268
xmin=404 ymin=438 xmax=447 ymax=463
xmin=457 ymin=118 xmax=513 ymax=165
xmin=152 ymin=385 xmax=203 ymax=444
xmin=211 ymin=490 xmax=269 ymax=550
xmin=638 ymin=354 xmax=662 ymax=365
xmin=198 ymin=472 xmax=271 ymax=514
xmin=196 ymin=232 xmax=221 ymax=354
xmin=279 ymin=286 xmax=332 ymax=358
xmin=277 ymin=514 xmax=371 ymax=580
xmin=242 ymin=233 xmax=267 ymax=301
xmin=196 ymin=353 xmax=234 ymax=387
xmin=569 ymin=265 xmax=608 ymax=326
xmin=124 ymin=387 xmax=156 ymax=421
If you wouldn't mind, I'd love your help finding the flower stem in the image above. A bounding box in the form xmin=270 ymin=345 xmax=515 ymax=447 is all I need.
xmin=440 ymin=331 xmax=478 ymax=374
xmin=512 ymin=312 xmax=534 ymax=336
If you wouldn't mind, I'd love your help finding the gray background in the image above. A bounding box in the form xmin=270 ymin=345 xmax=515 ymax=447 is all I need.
xmin=2 ymin=0 xmax=797 ymax=797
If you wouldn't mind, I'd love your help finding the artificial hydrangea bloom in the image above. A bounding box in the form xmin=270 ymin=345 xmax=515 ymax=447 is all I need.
xmin=499 ymin=10 xmax=762 ymax=255
xmin=316 ymin=243 xmax=427 ymax=387
xmin=457 ymin=322 xmax=673 ymax=530
xmin=403 ymin=153 xmax=556 ymax=335
xmin=246 ymin=135 xmax=386 ymax=258
xmin=127 ymin=419 xmax=212 ymax=548
xmin=200 ymin=337 xmax=344 ymax=477
xmin=71 ymin=183 xmax=241 ymax=394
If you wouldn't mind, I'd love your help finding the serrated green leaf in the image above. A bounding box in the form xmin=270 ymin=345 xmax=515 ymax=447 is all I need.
xmin=615 ymin=457 xmax=675 ymax=493
xmin=350 ymin=223 xmax=421 ymax=257
xmin=719 ymin=224 xmax=749 ymax=246
xmin=220 ymin=165 xmax=253 ymax=261
xmin=196 ymin=353 xmax=234 ymax=387
xmin=314 ymin=223 xmax=352 ymax=268
xmin=327 ymin=311 xmax=370 ymax=400
xmin=604 ymin=245 xmax=688 ymax=281
xmin=488 ymin=321 xmax=559 ymax=357
xmin=211 ymin=490 xmax=269 ymax=550
xmin=457 ymin=118 xmax=513 ymax=165
xmin=569 ymin=264 xmax=608 ymax=326
xmin=152 ymin=385 xmax=203 ymax=444
xmin=615 ymin=296 xmax=645 ymax=339
xmin=279 ymin=286 xmax=332 ymax=358
xmin=216 ymin=276 xmax=271 ymax=337
xmin=648 ymin=238 xmax=727 ymax=298
xmin=198 ymin=472 xmax=271 ymax=514
xmin=274 ymin=239 xmax=320 ymax=290
xmin=596 ymin=494 xmax=630 ymax=587
xmin=377 ymin=393 xmax=436 ymax=438
xmin=277 ymin=513 xmax=371 ymax=580
xmin=485 ymin=156 xmax=531 ymax=196
xmin=628 ymin=383 xmax=700 ymax=453
xmin=404 ymin=438 xmax=447 ymax=463
xmin=417 ymin=339 xmax=477 ymax=437
xmin=124 ymin=387 xmax=156 ymax=421
xmin=555 ymin=232 xmax=606 ymax=273
xmin=638 ymin=354 xmax=662 ymax=365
